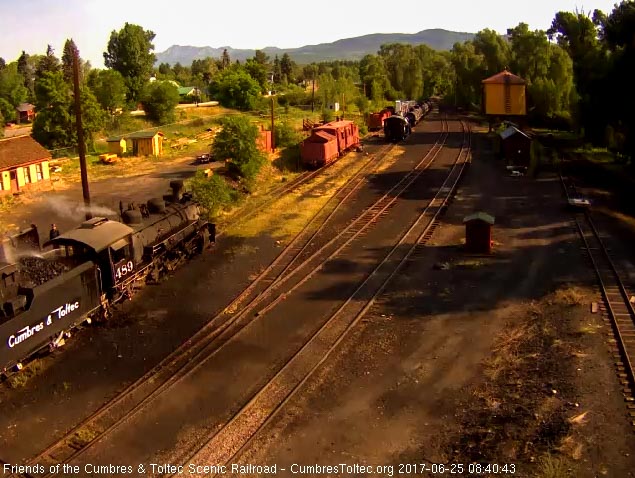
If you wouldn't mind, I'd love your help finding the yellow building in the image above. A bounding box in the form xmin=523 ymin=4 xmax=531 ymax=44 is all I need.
xmin=0 ymin=135 xmax=51 ymax=196
xmin=482 ymin=70 xmax=526 ymax=116
xmin=106 ymin=136 xmax=128 ymax=156
xmin=128 ymin=131 xmax=164 ymax=157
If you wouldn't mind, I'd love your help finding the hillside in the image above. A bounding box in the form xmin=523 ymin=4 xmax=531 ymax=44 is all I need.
xmin=155 ymin=29 xmax=474 ymax=65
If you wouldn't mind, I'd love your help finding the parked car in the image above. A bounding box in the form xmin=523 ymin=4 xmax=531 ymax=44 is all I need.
xmin=195 ymin=153 xmax=212 ymax=164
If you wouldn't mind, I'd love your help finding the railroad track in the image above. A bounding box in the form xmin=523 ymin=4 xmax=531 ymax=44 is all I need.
xmin=8 ymin=122 xmax=431 ymax=478
xmin=561 ymin=175 xmax=635 ymax=413
xmin=217 ymin=134 xmax=380 ymax=238
xmin=171 ymin=119 xmax=471 ymax=476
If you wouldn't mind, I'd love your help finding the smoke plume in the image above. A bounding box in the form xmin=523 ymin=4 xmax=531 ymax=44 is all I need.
xmin=44 ymin=196 xmax=117 ymax=220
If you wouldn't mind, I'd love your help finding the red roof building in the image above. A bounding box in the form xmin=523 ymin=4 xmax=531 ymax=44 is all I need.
xmin=0 ymin=135 xmax=52 ymax=195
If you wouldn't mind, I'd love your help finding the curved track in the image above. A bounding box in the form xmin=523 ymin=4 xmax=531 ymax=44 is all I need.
xmin=9 ymin=120 xmax=440 ymax=478
xmin=172 ymin=119 xmax=471 ymax=476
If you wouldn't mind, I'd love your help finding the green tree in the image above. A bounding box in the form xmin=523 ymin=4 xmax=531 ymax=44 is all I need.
xmin=158 ymin=63 xmax=173 ymax=77
xmin=61 ymin=39 xmax=79 ymax=83
xmin=272 ymin=55 xmax=282 ymax=83
xmin=0 ymin=98 xmax=14 ymax=123
xmin=280 ymin=53 xmax=295 ymax=83
xmin=0 ymin=58 xmax=6 ymax=70
xmin=32 ymin=71 xmax=73 ymax=148
xmin=221 ymin=49 xmax=231 ymax=70
xmin=87 ymin=69 xmax=127 ymax=113
xmin=208 ymin=66 xmax=262 ymax=110
xmin=191 ymin=57 xmax=217 ymax=83
xmin=450 ymin=41 xmax=485 ymax=107
xmin=472 ymin=29 xmax=511 ymax=75
xmin=188 ymin=172 xmax=234 ymax=218
xmin=32 ymin=70 xmax=105 ymax=149
xmin=104 ymin=23 xmax=156 ymax=103
xmin=212 ymin=115 xmax=265 ymax=180
xmin=245 ymin=58 xmax=269 ymax=92
xmin=254 ymin=50 xmax=269 ymax=65
xmin=0 ymin=62 xmax=29 ymax=111
xmin=36 ymin=45 xmax=60 ymax=78
xmin=140 ymin=81 xmax=179 ymax=124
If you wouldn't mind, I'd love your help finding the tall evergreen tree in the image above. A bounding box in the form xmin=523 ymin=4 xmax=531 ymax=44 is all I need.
xmin=36 ymin=45 xmax=60 ymax=79
xmin=221 ymin=49 xmax=231 ymax=70
xmin=62 ymin=39 xmax=79 ymax=83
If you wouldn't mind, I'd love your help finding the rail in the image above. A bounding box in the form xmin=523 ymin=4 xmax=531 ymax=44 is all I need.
xmin=174 ymin=120 xmax=471 ymax=475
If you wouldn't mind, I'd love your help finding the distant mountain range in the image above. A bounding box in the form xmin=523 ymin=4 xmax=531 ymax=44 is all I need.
xmin=155 ymin=29 xmax=475 ymax=66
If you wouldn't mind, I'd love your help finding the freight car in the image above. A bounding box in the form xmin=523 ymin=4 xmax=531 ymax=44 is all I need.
xmin=405 ymin=101 xmax=432 ymax=128
xmin=300 ymin=120 xmax=360 ymax=168
xmin=384 ymin=115 xmax=411 ymax=142
xmin=367 ymin=108 xmax=392 ymax=131
xmin=0 ymin=181 xmax=215 ymax=374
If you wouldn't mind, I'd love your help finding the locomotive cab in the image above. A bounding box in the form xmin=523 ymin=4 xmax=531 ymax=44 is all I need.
xmin=46 ymin=217 xmax=135 ymax=300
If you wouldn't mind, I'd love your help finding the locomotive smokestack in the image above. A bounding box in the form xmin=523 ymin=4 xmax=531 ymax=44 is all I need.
xmin=170 ymin=180 xmax=184 ymax=203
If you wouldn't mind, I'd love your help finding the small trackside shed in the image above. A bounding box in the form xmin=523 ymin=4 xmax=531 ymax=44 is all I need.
xmin=127 ymin=131 xmax=164 ymax=157
xmin=106 ymin=136 xmax=128 ymax=156
xmin=499 ymin=126 xmax=532 ymax=166
xmin=464 ymin=212 xmax=495 ymax=254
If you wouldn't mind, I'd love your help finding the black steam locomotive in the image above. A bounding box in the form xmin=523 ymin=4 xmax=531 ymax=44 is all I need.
xmin=0 ymin=181 xmax=215 ymax=374
xmin=384 ymin=100 xmax=432 ymax=143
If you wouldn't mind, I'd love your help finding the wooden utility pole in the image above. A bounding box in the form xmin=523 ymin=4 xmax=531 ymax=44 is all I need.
xmin=72 ymin=47 xmax=91 ymax=220
xmin=311 ymin=69 xmax=316 ymax=113
xmin=270 ymin=95 xmax=275 ymax=152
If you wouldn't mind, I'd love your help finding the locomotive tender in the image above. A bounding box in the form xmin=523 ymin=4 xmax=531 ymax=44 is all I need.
xmin=0 ymin=181 xmax=215 ymax=374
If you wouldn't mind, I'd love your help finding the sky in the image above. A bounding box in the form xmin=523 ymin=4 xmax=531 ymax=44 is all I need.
xmin=0 ymin=0 xmax=620 ymax=67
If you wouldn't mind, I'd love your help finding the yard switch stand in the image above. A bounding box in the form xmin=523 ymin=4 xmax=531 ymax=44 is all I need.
xmin=72 ymin=43 xmax=92 ymax=220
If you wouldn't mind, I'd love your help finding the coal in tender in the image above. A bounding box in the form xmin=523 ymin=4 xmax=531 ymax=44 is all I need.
xmin=18 ymin=257 xmax=70 ymax=286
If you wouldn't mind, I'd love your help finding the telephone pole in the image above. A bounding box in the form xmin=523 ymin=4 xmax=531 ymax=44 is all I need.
xmin=72 ymin=46 xmax=91 ymax=220
xmin=270 ymin=95 xmax=275 ymax=152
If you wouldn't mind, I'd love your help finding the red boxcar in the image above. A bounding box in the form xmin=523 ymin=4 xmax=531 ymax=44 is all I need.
xmin=367 ymin=109 xmax=392 ymax=131
xmin=301 ymin=120 xmax=360 ymax=168
xmin=300 ymin=131 xmax=338 ymax=168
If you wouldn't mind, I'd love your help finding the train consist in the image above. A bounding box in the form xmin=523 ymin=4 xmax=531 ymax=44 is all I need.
xmin=384 ymin=100 xmax=432 ymax=143
xmin=0 ymin=181 xmax=215 ymax=374
xmin=300 ymin=120 xmax=361 ymax=168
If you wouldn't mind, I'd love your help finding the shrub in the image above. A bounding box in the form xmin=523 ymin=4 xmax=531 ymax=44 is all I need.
xmin=188 ymin=171 xmax=234 ymax=218
xmin=140 ymin=82 xmax=180 ymax=124
xmin=212 ymin=115 xmax=265 ymax=180
xmin=274 ymin=122 xmax=302 ymax=148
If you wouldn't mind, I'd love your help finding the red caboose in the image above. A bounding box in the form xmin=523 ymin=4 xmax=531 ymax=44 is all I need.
xmin=300 ymin=120 xmax=360 ymax=168
xmin=367 ymin=109 xmax=392 ymax=131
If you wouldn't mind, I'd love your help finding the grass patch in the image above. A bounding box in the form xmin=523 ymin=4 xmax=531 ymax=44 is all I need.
xmin=446 ymin=296 xmax=582 ymax=474
xmin=453 ymin=259 xmax=485 ymax=269
xmin=553 ymin=287 xmax=585 ymax=306
xmin=223 ymin=151 xmax=371 ymax=241
xmin=535 ymin=454 xmax=573 ymax=478
xmin=5 ymin=359 xmax=45 ymax=389
xmin=69 ymin=427 xmax=101 ymax=449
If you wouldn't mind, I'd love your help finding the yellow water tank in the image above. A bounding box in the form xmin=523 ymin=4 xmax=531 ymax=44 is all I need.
xmin=482 ymin=70 xmax=526 ymax=116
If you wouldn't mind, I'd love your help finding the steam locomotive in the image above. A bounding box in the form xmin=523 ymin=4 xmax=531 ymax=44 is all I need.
xmin=0 ymin=180 xmax=215 ymax=374
xmin=384 ymin=100 xmax=432 ymax=143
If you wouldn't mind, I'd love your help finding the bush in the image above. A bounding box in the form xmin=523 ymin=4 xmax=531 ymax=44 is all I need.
xmin=141 ymin=82 xmax=180 ymax=124
xmin=188 ymin=171 xmax=234 ymax=218
xmin=321 ymin=109 xmax=334 ymax=123
xmin=212 ymin=115 xmax=265 ymax=180
xmin=274 ymin=122 xmax=302 ymax=148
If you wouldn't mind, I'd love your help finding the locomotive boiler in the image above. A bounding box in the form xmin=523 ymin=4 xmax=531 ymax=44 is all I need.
xmin=0 ymin=180 xmax=215 ymax=374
